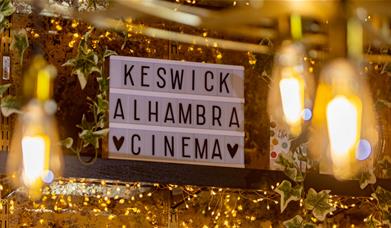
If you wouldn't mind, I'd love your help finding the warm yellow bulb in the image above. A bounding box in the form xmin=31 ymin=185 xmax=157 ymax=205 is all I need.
xmin=279 ymin=71 xmax=304 ymax=132
xmin=326 ymin=96 xmax=361 ymax=160
xmin=37 ymin=69 xmax=51 ymax=101
xmin=21 ymin=135 xmax=49 ymax=186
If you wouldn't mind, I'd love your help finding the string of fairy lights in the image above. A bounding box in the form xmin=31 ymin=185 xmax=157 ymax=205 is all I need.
xmin=33 ymin=16 xmax=321 ymax=72
xmin=1 ymin=0 xmax=390 ymax=226
xmin=0 ymin=178 xmax=380 ymax=227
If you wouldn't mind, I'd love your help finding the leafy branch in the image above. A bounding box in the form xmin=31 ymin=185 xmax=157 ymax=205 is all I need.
xmin=0 ymin=0 xmax=15 ymax=32
xmin=62 ymin=29 xmax=116 ymax=164
xmin=11 ymin=29 xmax=29 ymax=66
xmin=0 ymin=83 xmax=20 ymax=117
xmin=63 ymin=30 xmax=100 ymax=90
xmin=275 ymin=142 xmax=336 ymax=227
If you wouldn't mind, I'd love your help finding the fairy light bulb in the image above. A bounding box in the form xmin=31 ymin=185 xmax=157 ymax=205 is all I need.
xmin=310 ymin=59 xmax=378 ymax=179
xmin=326 ymin=96 xmax=361 ymax=162
xmin=279 ymin=76 xmax=304 ymax=126
xmin=7 ymin=56 xmax=62 ymax=199
xmin=268 ymin=41 xmax=314 ymax=136
xmin=22 ymin=131 xmax=49 ymax=186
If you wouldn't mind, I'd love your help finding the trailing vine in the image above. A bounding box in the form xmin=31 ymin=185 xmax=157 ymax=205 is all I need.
xmin=272 ymin=146 xmax=334 ymax=227
xmin=273 ymin=140 xmax=391 ymax=227
xmin=62 ymin=29 xmax=116 ymax=164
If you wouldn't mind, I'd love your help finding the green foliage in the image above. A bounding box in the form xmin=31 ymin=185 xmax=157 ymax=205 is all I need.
xmin=77 ymin=114 xmax=109 ymax=149
xmin=62 ymin=29 xmax=116 ymax=164
xmin=304 ymin=188 xmax=335 ymax=221
xmin=274 ymin=180 xmax=303 ymax=213
xmin=87 ymin=0 xmax=97 ymax=9
xmin=0 ymin=0 xmax=15 ymax=32
xmin=283 ymin=215 xmax=316 ymax=228
xmin=364 ymin=214 xmax=382 ymax=228
xmin=383 ymin=212 xmax=391 ymax=226
xmin=283 ymin=215 xmax=303 ymax=228
xmin=366 ymin=187 xmax=391 ymax=227
xmin=378 ymin=99 xmax=391 ymax=108
xmin=275 ymin=152 xmax=304 ymax=182
xmin=377 ymin=156 xmax=391 ymax=178
xmin=0 ymin=94 xmax=20 ymax=117
xmin=0 ymin=83 xmax=19 ymax=116
xmin=61 ymin=137 xmax=74 ymax=149
xmin=0 ymin=83 xmax=11 ymax=96
xmin=359 ymin=169 xmax=376 ymax=189
xmin=11 ymin=29 xmax=29 ymax=65
xmin=63 ymin=30 xmax=101 ymax=89
xmin=372 ymin=186 xmax=391 ymax=211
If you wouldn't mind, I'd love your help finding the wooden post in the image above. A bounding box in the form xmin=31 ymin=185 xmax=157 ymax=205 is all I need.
xmin=0 ymin=200 xmax=9 ymax=228
xmin=0 ymin=25 xmax=12 ymax=152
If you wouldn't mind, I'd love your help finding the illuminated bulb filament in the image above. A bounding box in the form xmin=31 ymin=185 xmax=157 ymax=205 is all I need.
xmin=22 ymin=136 xmax=48 ymax=186
xmin=279 ymin=77 xmax=303 ymax=125
xmin=326 ymin=96 xmax=361 ymax=157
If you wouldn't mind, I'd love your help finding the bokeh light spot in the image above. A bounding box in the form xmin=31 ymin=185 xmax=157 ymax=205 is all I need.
xmin=356 ymin=139 xmax=371 ymax=161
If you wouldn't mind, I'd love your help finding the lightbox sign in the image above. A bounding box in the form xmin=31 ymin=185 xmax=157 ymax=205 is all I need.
xmin=109 ymin=56 xmax=245 ymax=168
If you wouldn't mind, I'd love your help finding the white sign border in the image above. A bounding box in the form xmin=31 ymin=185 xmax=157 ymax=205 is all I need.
xmin=108 ymin=153 xmax=245 ymax=168
xmin=109 ymin=56 xmax=245 ymax=168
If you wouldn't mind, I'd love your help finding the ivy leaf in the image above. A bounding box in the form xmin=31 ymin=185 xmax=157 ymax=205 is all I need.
xmin=274 ymin=180 xmax=303 ymax=213
xmin=377 ymin=156 xmax=391 ymax=178
xmin=62 ymin=58 xmax=76 ymax=67
xmin=92 ymin=128 xmax=109 ymax=136
xmin=0 ymin=95 xmax=21 ymax=117
xmin=87 ymin=0 xmax=97 ymax=9
xmin=0 ymin=83 xmax=11 ymax=97
xmin=304 ymin=188 xmax=335 ymax=221
xmin=72 ymin=56 xmax=100 ymax=89
xmin=11 ymin=29 xmax=29 ymax=65
xmin=63 ymin=30 xmax=101 ymax=90
xmin=75 ymin=68 xmax=88 ymax=90
xmin=97 ymin=76 xmax=109 ymax=95
xmin=364 ymin=214 xmax=382 ymax=228
xmin=359 ymin=169 xmax=376 ymax=189
xmin=0 ymin=0 xmax=15 ymax=16
xmin=283 ymin=215 xmax=315 ymax=228
xmin=77 ymin=114 xmax=92 ymax=130
xmin=0 ymin=0 xmax=15 ymax=32
xmin=383 ymin=211 xmax=391 ymax=226
xmin=302 ymin=223 xmax=316 ymax=228
xmin=103 ymin=49 xmax=117 ymax=59
xmin=371 ymin=186 xmax=391 ymax=211
xmin=79 ymin=129 xmax=99 ymax=149
xmin=275 ymin=153 xmax=304 ymax=182
xmin=96 ymin=94 xmax=108 ymax=116
xmin=283 ymin=215 xmax=303 ymax=228
xmin=61 ymin=137 xmax=74 ymax=149
xmin=378 ymin=99 xmax=391 ymax=108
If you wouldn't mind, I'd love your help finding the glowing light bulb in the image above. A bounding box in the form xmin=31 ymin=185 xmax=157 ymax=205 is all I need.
xmin=268 ymin=41 xmax=313 ymax=136
xmin=326 ymin=96 xmax=361 ymax=160
xmin=21 ymin=135 xmax=49 ymax=186
xmin=310 ymin=59 xmax=378 ymax=179
xmin=279 ymin=76 xmax=304 ymax=127
xmin=7 ymin=56 xmax=62 ymax=199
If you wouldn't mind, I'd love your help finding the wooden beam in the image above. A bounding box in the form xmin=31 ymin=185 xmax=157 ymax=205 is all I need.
xmin=1 ymin=151 xmax=390 ymax=196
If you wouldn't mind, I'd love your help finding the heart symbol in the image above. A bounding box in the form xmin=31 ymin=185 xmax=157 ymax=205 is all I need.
xmin=113 ymin=136 xmax=124 ymax=151
xmin=227 ymin=144 xmax=239 ymax=158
